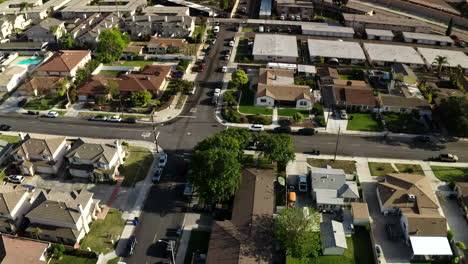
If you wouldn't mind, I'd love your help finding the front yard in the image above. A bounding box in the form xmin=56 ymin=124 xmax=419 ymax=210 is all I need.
xmin=49 ymin=255 xmax=97 ymax=264
xmin=431 ymin=166 xmax=468 ymax=182
xmin=395 ymin=164 xmax=424 ymax=174
xmin=238 ymin=85 xmax=272 ymax=116
xmin=184 ymin=230 xmax=211 ymax=264
xmin=278 ymin=108 xmax=310 ymax=117
xmin=368 ymin=162 xmax=395 ymax=177
xmin=121 ymin=146 xmax=154 ymax=187
xmin=23 ymin=96 xmax=63 ymax=110
xmin=80 ymin=209 xmax=126 ymax=254
xmin=347 ymin=113 xmax=383 ymax=132
xmin=106 ymin=60 xmax=154 ymax=68
xmin=383 ymin=113 xmax=429 ymax=134
xmin=307 ymin=159 xmax=356 ymax=174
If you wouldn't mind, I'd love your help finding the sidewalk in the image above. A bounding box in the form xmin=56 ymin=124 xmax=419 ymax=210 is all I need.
xmin=174 ymin=213 xmax=212 ymax=264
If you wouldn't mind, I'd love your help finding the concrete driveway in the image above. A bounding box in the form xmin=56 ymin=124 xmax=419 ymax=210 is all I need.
xmin=0 ymin=92 xmax=26 ymax=113
xmin=326 ymin=113 xmax=348 ymax=133
xmin=437 ymin=193 xmax=468 ymax=245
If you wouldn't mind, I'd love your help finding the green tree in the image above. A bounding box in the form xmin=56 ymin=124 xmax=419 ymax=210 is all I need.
xmin=174 ymin=79 xmax=194 ymax=94
xmin=231 ymin=70 xmax=249 ymax=87
xmin=437 ymin=96 xmax=468 ymax=137
xmin=433 ymin=55 xmax=449 ymax=76
xmin=49 ymin=25 xmax=60 ymax=40
xmin=292 ymin=112 xmax=303 ymax=123
xmin=274 ymin=207 xmax=321 ymax=259
xmin=130 ymin=90 xmax=152 ymax=106
xmin=95 ymin=95 xmax=107 ymax=105
xmin=332 ymin=0 xmax=349 ymax=7
xmin=217 ymin=128 xmax=252 ymax=149
xmin=223 ymin=91 xmax=238 ymax=106
xmin=59 ymin=33 xmax=74 ymax=49
xmin=105 ymin=80 xmax=120 ymax=98
xmin=32 ymin=227 xmax=42 ymax=239
xmin=456 ymin=241 xmax=466 ymax=250
xmin=195 ymin=134 xmax=242 ymax=154
xmin=56 ymin=78 xmax=69 ymax=97
xmin=258 ymin=134 xmax=295 ymax=171
xmin=97 ymin=27 xmax=130 ymax=63
xmin=446 ymin=17 xmax=454 ymax=36
xmin=189 ymin=148 xmax=242 ymax=203
xmin=19 ymin=2 xmax=32 ymax=19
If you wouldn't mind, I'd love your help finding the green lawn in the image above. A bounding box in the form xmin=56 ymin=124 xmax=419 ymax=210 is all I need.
xmin=383 ymin=113 xmax=429 ymax=134
xmin=242 ymin=27 xmax=256 ymax=32
xmin=238 ymin=86 xmax=272 ymax=115
xmin=23 ymin=97 xmax=62 ymax=110
xmin=368 ymin=162 xmax=396 ymax=177
xmin=49 ymin=255 xmax=97 ymax=264
xmin=78 ymin=112 xmax=145 ymax=119
xmin=80 ymin=209 xmax=125 ymax=254
xmin=184 ymin=230 xmax=211 ymax=264
xmin=98 ymin=70 xmax=122 ymax=77
xmin=347 ymin=114 xmax=383 ymax=132
xmin=55 ymin=110 xmax=67 ymax=116
xmin=107 ymin=257 xmax=122 ymax=264
xmin=121 ymin=146 xmax=154 ymax=187
xmin=307 ymin=159 xmax=356 ymax=174
xmin=235 ymin=38 xmax=253 ymax=63
xmin=0 ymin=168 xmax=6 ymax=182
xmin=278 ymin=108 xmax=310 ymax=117
xmin=395 ymin=164 xmax=424 ymax=175
xmin=431 ymin=166 xmax=468 ymax=182
xmin=0 ymin=135 xmax=20 ymax=143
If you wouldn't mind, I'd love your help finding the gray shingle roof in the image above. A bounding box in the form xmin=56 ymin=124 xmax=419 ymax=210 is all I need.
xmin=310 ymin=167 xmax=346 ymax=190
xmin=12 ymin=134 xmax=66 ymax=158
xmin=65 ymin=138 xmax=119 ymax=164
xmin=320 ymin=220 xmax=347 ymax=250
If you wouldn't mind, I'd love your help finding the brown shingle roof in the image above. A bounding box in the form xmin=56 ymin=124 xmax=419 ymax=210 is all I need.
xmin=148 ymin=37 xmax=185 ymax=48
xmin=0 ymin=235 xmax=49 ymax=264
xmin=0 ymin=185 xmax=28 ymax=215
xmin=35 ymin=50 xmax=90 ymax=73
xmin=11 ymin=134 xmax=66 ymax=158
xmin=124 ymin=45 xmax=143 ymax=53
xmin=318 ymin=67 xmax=340 ymax=79
xmin=76 ymin=76 xmax=116 ymax=95
xmin=333 ymin=85 xmax=376 ymax=106
xmin=380 ymin=94 xmax=431 ymax=110
xmin=406 ymin=215 xmax=447 ymax=237
xmin=351 ymin=202 xmax=369 ymax=220
xmin=18 ymin=76 xmax=64 ymax=93
xmin=257 ymin=68 xmax=294 ymax=85
xmin=257 ymin=84 xmax=312 ymax=102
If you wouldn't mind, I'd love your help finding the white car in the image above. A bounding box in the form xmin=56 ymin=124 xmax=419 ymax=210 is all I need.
xmin=248 ymin=124 xmax=264 ymax=132
xmin=224 ymin=54 xmax=230 ymax=60
xmin=46 ymin=111 xmax=59 ymax=118
xmin=159 ymin=153 xmax=168 ymax=167
xmin=152 ymin=167 xmax=163 ymax=183
xmin=107 ymin=115 xmax=122 ymax=122
xmin=214 ymin=88 xmax=221 ymax=97
xmin=221 ymin=66 xmax=228 ymax=73
xmin=7 ymin=175 xmax=24 ymax=184
xmin=90 ymin=115 xmax=107 ymax=121
xmin=229 ymin=40 xmax=235 ymax=47
xmin=340 ymin=110 xmax=347 ymax=119
xmin=298 ymin=175 xmax=307 ymax=192
xmin=213 ymin=26 xmax=220 ymax=33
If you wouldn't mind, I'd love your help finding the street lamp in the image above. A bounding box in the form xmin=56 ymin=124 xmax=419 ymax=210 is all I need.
xmin=158 ymin=239 xmax=175 ymax=264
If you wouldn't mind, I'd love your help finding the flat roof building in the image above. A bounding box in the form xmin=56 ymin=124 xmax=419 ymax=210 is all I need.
xmin=403 ymin=32 xmax=454 ymax=46
xmin=253 ymin=34 xmax=298 ymax=63
xmin=363 ymin=43 xmax=425 ymax=68
xmin=61 ymin=0 xmax=146 ymax=19
xmin=308 ymin=39 xmax=366 ymax=64
xmin=417 ymin=48 xmax=468 ymax=72
xmin=142 ymin=5 xmax=190 ymax=16
xmin=343 ymin=14 xmax=431 ymax=33
xmin=259 ymin=0 xmax=272 ymax=18
xmin=302 ymin=24 xmax=355 ymax=38
xmin=365 ymin=29 xmax=394 ymax=41
xmin=0 ymin=0 xmax=71 ymax=19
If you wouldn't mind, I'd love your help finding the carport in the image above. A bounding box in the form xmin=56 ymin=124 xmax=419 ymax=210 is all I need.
xmin=409 ymin=236 xmax=452 ymax=258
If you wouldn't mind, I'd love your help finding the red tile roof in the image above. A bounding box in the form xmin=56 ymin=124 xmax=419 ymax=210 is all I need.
xmin=0 ymin=235 xmax=49 ymax=264
xmin=18 ymin=76 xmax=64 ymax=93
xmin=36 ymin=50 xmax=91 ymax=73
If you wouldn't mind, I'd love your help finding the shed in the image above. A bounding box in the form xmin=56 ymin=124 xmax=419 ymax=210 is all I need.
xmin=297 ymin=64 xmax=316 ymax=77
xmin=351 ymin=202 xmax=369 ymax=226
xmin=321 ymin=220 xmax=347 ymax=255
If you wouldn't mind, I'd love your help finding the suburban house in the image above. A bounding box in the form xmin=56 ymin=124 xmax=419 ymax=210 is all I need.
xmin=0 ymin=66 xmax=28 ymax=92
xmin=76 ymin=65 xmax=171 ymax=101
xmin=318 ymin=67 xmax=340 ymax=85
xmin=252 ymin=34 xmax=298 ymax=63
xmin=206 ymin=168 xmax=275 ymax=264
xmin=65 ymin=139 xmax=125 ymax=181
xmin=322 ymin=80 xmax=377 ymax=111
xmin=75 ymin=13 xmax=120 ymax=48
xmin=320 ymin=220 xmax=347 ymax=255
xmin=0 ymin=184 xmax=35 ymax=234
xmin=0 ymin=235 xmax=50 ymax=264
xmin=454 ymin=182 xmax=468 ymax=221
xmin=147 ymin=37 xmax=185 ymax=54
xmin=255 ymin=68 xmax=313 ymax=109
xmin=18 ymin=76 xmax=66 ymax=97
xmin=376 ymin=174 xmax=452 ymax=258
xmin=350 ymin=202 xmax=370 ymax=226
xmin=11 ymin=134 xmax=68 ymax=176
xmin=34 ymin=50 xmax=92 ymax=78
xmin=123 ymin=45 xmax=144 ymax=59
xmin=25 ymin=18 xmax=66 ymax=43
xmin=25 ymin=189 xmax=100 ymax=246
xmin=379 ymin=94 xmax=432 ymax=116
xmin=123 ymin=15 xmax=195 ymax=39
xmin=309 ymin=166 xmax=359 ymax=212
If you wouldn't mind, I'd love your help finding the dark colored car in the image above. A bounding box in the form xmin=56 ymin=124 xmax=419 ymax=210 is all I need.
xmin=27 ymin=110 xmax=39 ymax=115
xmin=17 ymin=98 xmax=27 ymax=107
xmin=0 ymin=124 xmax=11 ymax=131
xmin=273 ymin=126 xmax=292 ymax=134
xmin=122 ymin=236 xmax=137 ymax=257
xmin=413 ymin=136 xmax=431 ymax=143
xmin=385 ymin=224 xmax=398 ymax=241
xmin=297 ymin=128 xmax=317 ymax=135
xmin=123 ymin=117 xmax=137 ymax=123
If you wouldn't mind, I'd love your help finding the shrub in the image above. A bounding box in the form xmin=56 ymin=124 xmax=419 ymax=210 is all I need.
xmin=456 ymin=241 xmax=466 ymax=250
xmin=452 ymin=257 xmax=459 ymax=264
xmin=293 ymin=112 xmax=303 ymax=123
xmin=121 ymin=141 xmax=129 ymax=147
xmin=447 ymin=230 xmax=455 ymax=241
xmin=247 ymin=114 xmax=272 ymax=125
xmin=176 ymin=59 xmax=190 ymax=71
xmin=312 ymin=103 xmax=324 ymax=116
xmin=315 ymin=116 xmax=326 ymax=127
xmin=223 ymin=92 xmax=238 ymax=107
xmin=222 ymin=108 xmax=243 ymax=123
xmin=449 ymin=181 xmax=456 ymax=190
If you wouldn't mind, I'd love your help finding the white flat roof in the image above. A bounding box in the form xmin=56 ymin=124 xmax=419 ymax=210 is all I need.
xmin=365 ymin=28 xmax=394 ymax=37
xmin=308 ymin=39 xmax=366 ymax=60
xmin=259 ymin=0 xmax=272 ymax=16
xmin=402 ymin=32 xmax=454 ymax=43
xmin=364 ymin=43 xmax=425 ymax=65
xmin=410 ymin=236 xmax=452 ymax=256
xmin=417 ymin=47 xmax=468 ymax=69
xmin=302 ymin=24 xmax=354 ymax=34
xmin=253 ymin=34 xmax=298 ymax=58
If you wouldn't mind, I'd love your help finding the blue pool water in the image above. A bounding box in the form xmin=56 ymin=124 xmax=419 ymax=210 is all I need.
xmin=18 ymin=58 xmax=42 ymax=65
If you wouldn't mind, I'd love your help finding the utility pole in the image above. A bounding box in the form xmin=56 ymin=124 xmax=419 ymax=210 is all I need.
xmin=333 ymin=125 xmax=341 ymax=161
xmin=151 ymin=109 xmax=160 ymax=153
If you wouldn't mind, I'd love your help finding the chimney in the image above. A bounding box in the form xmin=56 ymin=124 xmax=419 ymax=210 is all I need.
xmin=97 ymin=28 xmax=100 ymax=34
xmin=132 ymin=15 xmax=135 ymax=22
xmin=145 ymin=76 xmax=150 ymax=80
xmin=346 ymin=80 xmax=352 ymax=86
xmin=110 ymin=16 xmax=114 ymax=23
xmin=104 ymin=22 xmax=108 ymax=28
xmin=164 ymin=16 xmax=168 ymax=22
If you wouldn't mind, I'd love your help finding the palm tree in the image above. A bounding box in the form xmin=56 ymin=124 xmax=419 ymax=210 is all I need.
xmin=19 ymin=2 xmax=33 ymax=20
xmin=433 ymin=55 xmax=448 ymax=77
xmin=32 ymin=227 xmax=42 ymax=240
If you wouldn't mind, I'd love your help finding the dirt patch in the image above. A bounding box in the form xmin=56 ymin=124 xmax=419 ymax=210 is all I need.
xmin=278 ymin=117 xmax=314 ymax=128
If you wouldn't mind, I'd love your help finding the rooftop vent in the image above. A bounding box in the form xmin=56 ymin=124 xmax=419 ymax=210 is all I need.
xmin=407 ymin=194 xmax=416 ymax=202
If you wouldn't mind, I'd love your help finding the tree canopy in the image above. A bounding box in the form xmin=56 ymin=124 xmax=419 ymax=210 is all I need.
xmin=97 ymin=28 xmax=130 ymax=63
xmin=274 ymin=207 xmax=321 ymax=259
xmin=231 ymin=70 xmax=249 ymax=87
xmin=436 ymin=96 xmax=468 ymax=137
xmin=258 ymin=133 xmax=295 ymax=171
xmin=59 ymin=33 xmax=74 ymax=49
xmin=130 ymin=90 xmax=152 ymax=106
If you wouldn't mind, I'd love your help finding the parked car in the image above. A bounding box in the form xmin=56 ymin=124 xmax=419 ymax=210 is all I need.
xmin=437 ymin=153 xmax=458 ymax=162
xmin=375 ymin=245 xmax=382 ymax=258
xmin=385 ymin=224 xmax=398 ymax=241
xmin=224 ymin=54 xmax=230 ymax=60
xmin=107 ymin=115 xmax=122 ymax=122
xmin=213 ymin=26 xmax=220 ymax=33
xmin=297 ymin=128 xmax=317 ymax=135
xmin=45 ymin=111 xmax=59 ymax=118
xmin=273 ymin=126 xmax=292 ymax=134
xmin=214 ymin=88 xmax=221 ymax=97
xmin=340 ymin=109 xmax=347 ymax=119
xmin=7 ymin=175 xmax=24 ymax=184
xmin=183 ymin=183 xmax=193 ymax=196
xmin=0 ymin=124 xmax=11 ymax=131
xmin=90 ymin=115 xmax=107 ymax=121
xmin=122 ymin=117 xmax=137 ymax=123
xmin=198 ymin=63 xmax=206 ymax=72
xmin=27 ymin=110 xmax=39 ymax=115
xmin=229 ymin=40 xmax=235 ymax=47
xmin=17 ymin=98 xmax=27 ymax=107
xmin=225 ymin=49 xmax=231 ymax=55
xmin=152 ymin=167 xmax=163 ymax=183
xmin=413 ymin=136 xmax=431 ymax=143
xmin=221 ymin=66 xmax=228 ymax=73
xmin=298 ymin=175 xmax=307 ymax=192
xmin=159 ymin=153 xmax=168 ymax=167
xmin=248 ymin=124 xmax=264 ymax=132
xmin=123 ymin=236 xmax=137 ymax=257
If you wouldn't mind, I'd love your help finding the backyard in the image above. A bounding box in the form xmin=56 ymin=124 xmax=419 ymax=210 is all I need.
xmin=278 ymin=108 xmax=310 ymax=117
xmin=347 ymin=113 xmax=383 ymax=132
xmin=238 ymin=85 xmax=272 ymax=115
xmin=383 ymin=113 xmax=429 ymax=134
xmin=97 ymin=70 xmax=122 ymax=77
xmin=80 ymin=209 xmax=126 ymax=254
xmin=49 ymin=255 xmax=97 ymax=264
xmin=235 ymin=37 xmax=253 ymax=63
xmin=307 ymin=159 xmax=356 ymax=174
xmin=184 ymin=230 xmax=211 ymax=264
xmin=121 ymin=146 xmax=154 ymax=187
xmin=431 ymin=166 xmax=468 ymax=182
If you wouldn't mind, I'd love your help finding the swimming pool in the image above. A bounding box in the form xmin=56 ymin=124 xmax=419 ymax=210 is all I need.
xmin=18 ymin=58 xmax=42 ymax=65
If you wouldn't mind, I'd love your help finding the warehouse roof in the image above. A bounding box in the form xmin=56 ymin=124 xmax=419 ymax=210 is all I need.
xmin=402 ymin=32 xmax=454 ymax=43
xmin=417 ymin=47 xmax=468 ymax=69
xmin=343 ymin=14 xmax=429 ymax=27
xmin=253 ymin=34 xmax=298 ymax=58
xmin=363 ymin=43 xmax=425 ymax=65
xmin=308 ymin=39 xmax=366 ymax=60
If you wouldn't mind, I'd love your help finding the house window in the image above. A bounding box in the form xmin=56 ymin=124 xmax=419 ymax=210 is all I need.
xmin=42 ymin=155 xmax=48 ymax=160
xmin=299 ymin=101 xmax=307 ymax=106
xmin=362 ymin=105 xmax=368 ymax=110
xmin=400 ymin=108 xmax=407 ymax=113
xmin=260 ymin=99 xmax=267 ymax=103
xmin=384 ymin=106 xmax=390 ymax=111
xmin=97 ymin=163 xmax=106 ymax=169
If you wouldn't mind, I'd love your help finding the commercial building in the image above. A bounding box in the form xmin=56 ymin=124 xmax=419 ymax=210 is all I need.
xmin=417 ymin=48 xmax=468 ymax=72
xmin=365 ymin=29 xmax=394 ymax=41
xmin=302 ymin=24 xmax=355 ymax=38
xmin=402 ymin=32 xmax=454 ymax=46
xmin=343 ymin=14 xmax=431 ymax=33
xmin=363 ymin=43 xmax=425 ymax=68
xmin=308 ymin=39 xmax=366 ymax=64
xmin=253 ymin=34 xmax=298 ymax=63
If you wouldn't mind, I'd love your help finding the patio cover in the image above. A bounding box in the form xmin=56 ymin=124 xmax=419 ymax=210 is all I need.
xmin=410 ymin=236 xmax=452 ymax=256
